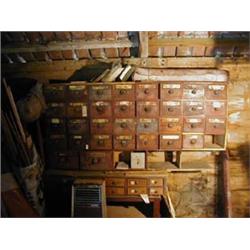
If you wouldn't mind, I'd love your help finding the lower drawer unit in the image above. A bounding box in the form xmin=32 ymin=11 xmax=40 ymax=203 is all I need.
xmin=46 ymin=103 xmax=66 ymax=117
xmin=128 ymin=187 xmax=147 ymax=195
xmin=47 ymin=151 xmax=79 ymax=170
xmin=80 ymin=151 xmax=113 ymax=170
xmin=149 ymin=187 xmax=163 ymax=196
xmin=182 ymin=134 xmax=204 ymax=149
xmin=137 ymin=134 xmax=158 ymax=150
xmin=106 ymin=178 xmax=125 ymax=187
xmin=90 ymin=118 xmax=112 ymax=134
xmin=159 ymin=117 xmax=182 ymax=134
xmin=148 ymin=178 xmax=164 ymax=187
xmin=113 ymin=135 xmax=135 ymax=150
xmin=128 ymin=178 xmax=147 ymax=187
xmin=205 ymin=117 xmax=226 ymax=135
xmin=160 ymin=134 xmax=182 ymax=150
xmin=113 ymin=118 xmax=135 ymax=134
xmin=68 ymin=135 xmax=89 ymax=151
xmin=46 ymin=118 xmax=66 ymax=134
xmin=183 ymin=116 xmax=205 ymax=133
xmin=67 ymin=103 xmax=88 ymax=118
xmin=90 ymin=135 xmax=112 ymax=150
xmin=46 ymin=134 xmax=67 ymax=151
xmin=67 ymin=118 xmax=89 ymax=135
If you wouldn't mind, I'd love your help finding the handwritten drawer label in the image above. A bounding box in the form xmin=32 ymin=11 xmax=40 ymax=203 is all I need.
xmin=163 ymin=101 xmax=181 ymax=106
xmin=163 ymin=84 xmax=180 ymax=89
xmin=162 ymin=135 xmax=180 ymax=140
xmin=116 ymin=85 xmax=132 ymax=89
xmin=208 ymin=85 xmax=225 ymax=90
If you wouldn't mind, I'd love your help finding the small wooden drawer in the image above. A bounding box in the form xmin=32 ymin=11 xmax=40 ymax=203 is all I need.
xmin=68 ymin=135 xmax=88 ymax=150
xmin=149 ymin=187 xmax=163 ymax=196
xmin=160 ymin=100 xmax=182 ymax=116
xmin=137 ymin=134 xmax=158 ymax=150
xmin=137 ymin=118 xmax=158 ymax=134
xmin=112 ymin=84 xmax=135 ymax=100
xmin=160 ymin=134 xmax=182 ymax=150
xmin=47 ymin=151 xmax=79 ymax=170
xmin=80 ymin=151 xmax=113 ymax=170
xmin=183 ymin=101 xmax=204 ymax=116
xmin=206 ymin=83 xmax=227 ymax=100
xmin=90 ymin=118 xmax=112 ymax=134
xmin=160 ymin=83 xmax=182 ymax=99
xmin=113 ymin=101 xmax=135 ymax=118
xmin=205 ymin=101 xmax=227 ymax=116
xmin=183 ymin=116 xmax=205 ymax=133
xmin=67 ymin=103 xmax=88 ymax=118
xmin=46 ymin=134 xmax=67 ymax=151
xmin=106 ymin=187 xmax=125 ymax=196
xmin=89 ymin=85 xmax=112 ymax=100
xmin=106 ymin=178 xmax=125 ymax=187
xmin=46 ymin=103 xmax=66 ymax=117
xmin=128 ymin=187 xmax=147 ymax=195
xmin=159 ymin=117 xmax=182 ymax=134
xmin=149 ymin=178 xmax=163 ymax=187
xmin=183 ymin=134 xmax=204 ymax=149
xmin=67 ymin=83 xmax=88 ymax=101
xmin=136 ymin=83 xmax=158 ymax=100
xmin=113 ymin=135 xmax=135 ymax=150
xmin=183 ymin=84 xmax=205 ymax=99
xmin=44 ymin=84 xmax=65 ymax=102
xmin=113 ymin=118 xmax=136 ymax=134
xmin=67 ymin=118 xmax=89 ymax=135
xmin=46 ymin=118 xmax=66 ymax=134
xmin=136 ymin=101 xmax=159 ymax=118
xmin=128 ymin=178 xmax=147 ymax=186
xmin=205 ymin=117 xmax=226 ymax=135
xmin=90 ymin=101 xmax=112 ymax=118
xmin=90 ymin=135 xmax=112 ymax=150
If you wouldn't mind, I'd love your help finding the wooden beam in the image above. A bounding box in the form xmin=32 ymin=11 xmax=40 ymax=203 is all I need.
xmin=1 ymin=39 xmax=133 ymax=54
xmin=139 ymin=32 xmax=149 ymax=58
xmin=149 ymin=37 xmax=250 ymax=47
xmin=2 ymin=57 xmax=250 ymax=82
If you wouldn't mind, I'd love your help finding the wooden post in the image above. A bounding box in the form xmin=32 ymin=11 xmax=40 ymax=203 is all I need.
xmin=221 ymin=150 xmax=232 ymax=217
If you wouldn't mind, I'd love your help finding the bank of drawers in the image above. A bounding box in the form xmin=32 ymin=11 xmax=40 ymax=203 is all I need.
xmin=106 ymin=177 xmax=164 ymax=197
xmin=44 ymin=81 xmax=227 ymax=169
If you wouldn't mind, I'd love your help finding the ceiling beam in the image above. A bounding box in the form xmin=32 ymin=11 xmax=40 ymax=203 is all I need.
xmin=1 ymin=39 xmax=133 ymax=54
xmin=149 ymin=37 xmax=250 ymax=47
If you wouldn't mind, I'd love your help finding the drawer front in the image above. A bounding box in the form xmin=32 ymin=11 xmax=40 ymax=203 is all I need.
xmin=113 ymin=119 xmax=136 ymax=134
xmin=205 ymin=117 xmax=226 ymax=135
xmin=183 ymin=116 xmax=205 ymax=133
xmin=46 ymin=118 xmax=66 ymax=134
xmin=206 ymin=84 xmax=227 ymax=100
xmin=90 ymin=101 xmax=112 ymax=118
xmin=89 ymin=85 xmax=112 ymax=100
xmin=137 ymin=134 xmax=158 ymax=150
xmin=90 ymin=119 xmax=112 ymax=134
xmin=67 ymin=103 xmax=88 ymax=118
xmin=44 ymin=85 xmax=65 ymax=102
xmin=106 ymin=178 xmax=125 ymax=187
xmin=205 ymin=101 xmax=227 ymax=116
xmin=160 ymin=83 xmax=182 ymax=99
xmin=68 ymin=135 xmax=89 ymax=150
xmin=137 ymin=118 xmax=158 ymax=134
xmin=183 ymin=101 xmax=204 ymax=116
xmin=160 ymin=100 xmax=182 ymax=116
xmin=46 ymin=103 xmax=66 ymax=117
xmin=67 ymin=84 xmax=88 ymax=101
xmin=113 ymin=135 xmax=135 ymax=150
xmin=90 ymin=135 xmax=112 ymax=150
xmin=80 ymin=151 xmax=113 ymax=170
xmin=137 ymin=101 xmax=159 ymax=118
xmin=183 ymin=134 xmax=204 ymax=149
xmin=149 ymin=187 xmax=163 ymax=196
xmin=113 ymin=101 xmax=135 ymax=118
xmin=183 ymin=84 xmax=205 ymax=99
xmin=46 ymin=135 xmax=67 ymax=151
xmin=67 ymin=119 xmax=89 ymax=135
xmin=128 ymin=187 xmax=147 ymax=195
xmin=149 ymin=178 xmax=163 ymax=187
xmin=136 ymin=83 xmax=158 ymax=100
xmin=159 ymin=117 xmax=182 ymax=133
xmin=47 ymin=151 xmax=79 ymax=170
xmin=106 ymin=187 xmax=125 ymax=196
xmin=128 ymin=178 xmax=147 ymax=186
xmin=160 ymin=134 xmax=182 ymax=150
xmin=113 ymin=84 xmax=135 ymax=100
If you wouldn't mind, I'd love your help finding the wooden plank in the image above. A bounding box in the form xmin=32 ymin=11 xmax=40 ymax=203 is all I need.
xmin=139 ymin=31 xmax=149 ymax=58
xmin=149 ymin=37 xmax=250 ymax=47
xmin=2 ymin=39 xmax=133 ymax=54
